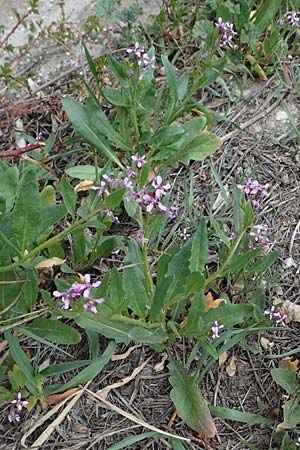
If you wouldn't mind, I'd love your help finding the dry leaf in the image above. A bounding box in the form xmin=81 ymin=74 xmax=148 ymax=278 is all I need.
xmin=35 ymin=257 xmax=65 ymax=269
xmin=205 ymin=292 xmax=226 ymax=312
xmin=260 ymin=336 xmax=274 ymax=350
xmin=74 ymin=180 xmax=94 ymax=192
xmin=44 ymin=387 xmax=80 ymax=405
xmin=279 ymin=357 xmax=299 ymax=372
xmin=96 ymin=355 xmax=153 ymax=401
xmin=226 ymin=356 xmax=237 ymax=377
xmin=154 ymin=353 xmax=168 ymax=372
xmin=280 ymin=300 xmax=300 ymax=323
xmin=111 ymin=344 xmax=140 ymax=361
xmin=218 ymin=351 xmax=228 ymax=366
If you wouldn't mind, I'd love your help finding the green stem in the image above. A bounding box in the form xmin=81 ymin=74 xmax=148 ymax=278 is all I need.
xmin=0 ymin=229 xmax=22 ymax=257
xmin=138 ymin=207 xmax=154 ymax=299
xmin=0 ymin=205 xmax=104 ymax=273
xmin=205 ymin=227 xmax=247 ymax=285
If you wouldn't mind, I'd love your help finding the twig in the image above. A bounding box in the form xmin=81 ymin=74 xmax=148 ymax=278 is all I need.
xmin=0 ymin=10 xmax=31 ymax=49
xmin=0 ymin=142 xmax=45 ymax=157
xmin=289 ymin=218 xmax=300 ymax=257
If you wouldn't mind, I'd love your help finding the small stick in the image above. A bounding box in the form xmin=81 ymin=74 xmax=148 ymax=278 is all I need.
xmin=0 ymin=142 xmax=45 ymax=157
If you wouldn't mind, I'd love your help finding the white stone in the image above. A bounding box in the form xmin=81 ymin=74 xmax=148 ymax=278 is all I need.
xmin=275 ymin=110 xmax=289 ymax=121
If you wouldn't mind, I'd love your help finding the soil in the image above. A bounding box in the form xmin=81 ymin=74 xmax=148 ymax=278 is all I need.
xmin=0 ymin=3 xmax=300 ymax=450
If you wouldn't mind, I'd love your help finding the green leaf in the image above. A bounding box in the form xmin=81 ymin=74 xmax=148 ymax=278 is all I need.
xmin=170 ymin=133 xmax=222 ymax=168
xmin=65 ymin=165 xmax=100 ymax=180
xmin=123 ymin=240 xmax=148 ymax=319
xmin=225 ymin=248 xmax=262 ymax=274
xmin=39 ymin=360 xmax=91 ymax=377
xmin=150 ymin=276 xmax=177 ymax=321
xmin=40 ymin=185 xmax=56 ymax=207
xmin=109 ymin=267 xmax=125 ymax=311
xmin=12 ymin=169 xmax=41 ymax=252
xmin=281 ymin=398 xmax=300 ymax=429
xmin=248 ymin=251 xmax=279 ymax=274
xmin=209 ymin=406 xmax=273 ymax=424
xmin=46 ymin=341 xmax=116 ymax=394
xmin=105 ymin=433 xmax=166 ymax=450
xmin=205 ymin=304 xmax=253 ymax=328
xmin=106 ymin=54 xmax=129 ymax=89
xmin=76 ymin=315 xmax=131 ymax=344
xmin=82 ymin=42 xmax=99 ymax=85
xmin=96 ymin=236 xmax=126 ymax=259
xmin=39 ymin=204 xmax=67 ymax=235
xmin=0 ymin=166 xmax=18 ymax=211
xmin=62 ymin=96 xmax=123 ymax=168
xmin=254 ymin=0 xmax=281 ymax=33
xmin=271 ymin=368 xmax=296 ymax=395
xmin=168 ymin=358 xmax=216 ymax=437
xmin=4 ymin=332 xmax=38 ymax=396
xmin=103 ymin=89 xmax=129 ymax=107
xmin=61 ymin=176 xmax=77 ymax=219
xmin=23 ymin=318 xmax=81 ymax=345
xmin=189 ymin=219 xmax=208 ymax=273
xmin=23 ymin=269 xmax=38 ymax=311
xmin=129 ymin=326 xmax=167 ymax=344
xmin=102 ymin=188 xmax=126 ymax=210
xmin=162 ymin=55 xmax=178 ymax=101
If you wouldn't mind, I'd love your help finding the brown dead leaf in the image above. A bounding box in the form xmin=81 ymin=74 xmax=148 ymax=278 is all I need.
xmin=279 ymin=357 xmax=299 ymax=372
xmin=35 ymin=257 xmax=65 ymax=269
xmin=205 ymin=292 xmax=226 ymax=312
xmin=111 ymin=344 xmax=140 ymax=361
xmin=74 ymin=180 xmax=94 ymax=192
xmin=218 ymin=351 xmax=228 ymax=366
xmin=96 ymin=355 xmax=153 ymax=401
xmin=260 ymin=336 xmax=274 ymax=350
xmin=0 ymin=340 xmax=7 ymax=353
xmin=280 ymin=300 xmax=300 ymax=323
xmin=226 ymin=356 xmax=237 ymax=377
xmin=154 ymin=353 xmax=168 ymax=372
xmin=167 ymin=409 xmax=177 ymax=430
xmin=44 ymin=387 xmax=80 ymax=405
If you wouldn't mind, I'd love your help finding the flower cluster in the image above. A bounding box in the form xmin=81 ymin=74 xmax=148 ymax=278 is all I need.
xmin=126 ymin=175 xmax=177 ymax=219
xmin=211 ymin=321 xmax=224 ymax=339
xmin=249 ymin=224 xmax=272 ymax=253
xmin=215 ymin=17 xmax=237 ymax=48
xmin=8 ymin=392 xmax=28 ymax=423
xmin=278 ymin=11 xmax=300 ymax=27
xmin=126 ymin=42 xmax=155 ymax=79
xmin=53 ymin=274 xmax=104 ymax=313
xmin=91 ymin=164 xmax=176 ymax=220
xmin=237 ymin=178 xmax=269 ymax=207
xmin=264 ymin=306 xmax=287 ymax=327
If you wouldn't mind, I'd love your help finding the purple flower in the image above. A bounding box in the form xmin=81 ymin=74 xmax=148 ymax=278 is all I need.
xmin=249 ymin=224 xmax=272 ymax=253
xmin=215 ymin=18 xmax=237 ymax=48
xmin=53 ymin=275 xmax=102 ymax=311
xmin=264 ymin=306 xmax=287 ymax=327
xmin=81 ymin=274 xmax=101 ymax=299
xmin=35 ymin=132 xmax=43 ymax=141
xmin=286 ymin=12 xmax=300 ymax=27
xmin=83 ymin=297 xmax=105 ymax=314
xmin=131 ymin=155 xmax=147 ymax=169
xmin=135 ymin=229 xmax=149 ymax=244
xmin=277 ymin=18 xmax=285 ymax=26
xmin=211 ymin=321 xmax=224 ymax=339
xmin=8 ymin=409 xmax=20 ymax=423
xmin=126 ymin=42 xmax=144 ymax=58
xmin=11 ymin=392 xmax=28 ymax=412
xmin=238 ymin=178 xmax=269 ymax=207
xmin=103 ymin=209 xmax=119 ymax=223
xmin=180 ymin=228 xmax=191 ymax=241
xmin=152 ymin=175 xmax=171 ymax=199
xmin=91 ymin=181 xmax=109 ymax=197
